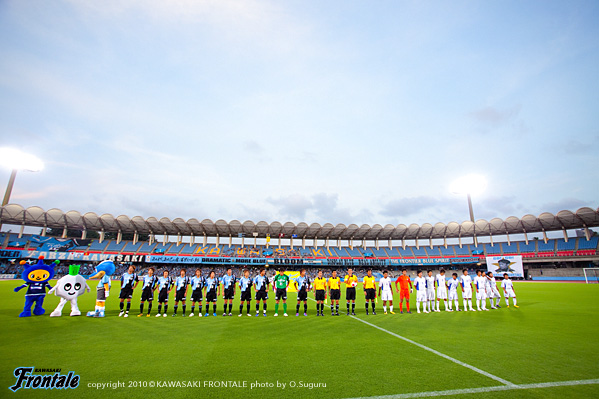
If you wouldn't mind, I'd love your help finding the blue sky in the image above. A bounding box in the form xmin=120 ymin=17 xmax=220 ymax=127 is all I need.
xmin=0 ymin=0 xmax=597 ymax=228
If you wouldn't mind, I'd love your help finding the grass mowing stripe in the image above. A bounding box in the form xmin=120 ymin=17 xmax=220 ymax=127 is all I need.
xmin=308 ymin=296 xmax=513 ymax=386
xmin=344 ymin=378 xmax=599 ymax=399
xmin=349 ymin=316 xmax=514 ymax=386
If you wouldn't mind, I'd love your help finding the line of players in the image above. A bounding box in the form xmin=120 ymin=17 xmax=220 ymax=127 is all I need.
xmin=114 ymin=265 xmax=519 ymax=318
xmin=406 ymin=268 xmax=519 ymax=314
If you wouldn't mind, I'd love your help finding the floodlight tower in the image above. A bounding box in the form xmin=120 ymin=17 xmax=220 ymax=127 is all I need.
xmin=450 ymin=174 xmax=487 ymax=223
xmin=0 ymin=148 xmax=44 ymax=206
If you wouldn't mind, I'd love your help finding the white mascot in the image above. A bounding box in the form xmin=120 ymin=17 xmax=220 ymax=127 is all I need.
xmin=49 ymin=264 xmax=90 ymax=317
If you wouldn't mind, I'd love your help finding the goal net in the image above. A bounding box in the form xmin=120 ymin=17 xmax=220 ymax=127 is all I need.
xmin=583 ymin=268 xmax=599 ymax=284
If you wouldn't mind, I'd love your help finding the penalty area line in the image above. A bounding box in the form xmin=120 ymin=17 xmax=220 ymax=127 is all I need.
xmin=350 ymin=316 xmax=514 ymax=386
xmin=343 ymin=378 xmax=599 ymax=399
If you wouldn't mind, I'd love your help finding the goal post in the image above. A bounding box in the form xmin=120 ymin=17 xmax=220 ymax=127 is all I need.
xmin=583 ymin=268 xmax=599 ymax=284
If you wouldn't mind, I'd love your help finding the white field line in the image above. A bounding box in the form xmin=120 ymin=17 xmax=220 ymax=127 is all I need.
xmin=350 ymin=316 xmax=514 ymax=386
xmin=306 ymin=296 xmax=513 ymax=386
xmin=307 ymin=297 xmax=599 ymax=398
xmin=344 ymin=378 xmax=599 ymax=399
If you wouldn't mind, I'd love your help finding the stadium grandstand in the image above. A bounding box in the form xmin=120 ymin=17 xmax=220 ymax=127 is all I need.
xmin=0 ymin=204 xmax=598 ymax=281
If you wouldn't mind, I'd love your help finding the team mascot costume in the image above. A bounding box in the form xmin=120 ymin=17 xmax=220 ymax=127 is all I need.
xmin=49 ymin=264 xmax=90 ymax=317
xmin=13 ymin=256 xmax=58 ymax=317
xmin=86 ymin=260 xmax=116 ymax=317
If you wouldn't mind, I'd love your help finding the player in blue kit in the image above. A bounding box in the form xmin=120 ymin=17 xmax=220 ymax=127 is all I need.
xmin=138 ymin=267 xmax=158 ymax=317
xmin=238 ymin=269 xmax=253 ymax=317
xmin=155 ymin=270 xmax=173 ymax=317
xmin=253 ymin=267 xmax=270 ymax=316
xmin=189 ymin=268 xmax=205 ymax=317
xmin=204 ymin=271 xmax=220 ymax=317
xmin=119 ymin=265 xmax=139 ymax=318
xmin=221 ymin=267 xmax=237 ymax=316
xmin=294 ymin=268 xmax=311 ymax=316
xmin=172 ymin=269 xmax=190 ymax=316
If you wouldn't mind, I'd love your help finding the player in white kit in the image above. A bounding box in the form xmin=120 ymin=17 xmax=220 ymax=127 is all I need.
xmin=501 ymin=273 xmax=519 ymax=308
xmin=447 ymin=273 xmax=460 ymax=311
xmin=485 ymin=271 xmax=501 ymax=309
xmin=460 ymin=269 xmax=475 ymax=311
xmin=378 ymin=270 xmax=395 ymax=314
xmin=414 ymin=271 xmax=427 ymax=314
xmin=425 ymin=270 xmax=436 ymax=312
xmin=473 ymin=270 xmax=488 ymax=311
xmin=435 ymin=269 xmax=448 ymax=311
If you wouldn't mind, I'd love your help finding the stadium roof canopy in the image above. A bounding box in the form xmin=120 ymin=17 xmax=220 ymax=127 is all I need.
xmin=1 ymin=204 xmax=598 ymax=241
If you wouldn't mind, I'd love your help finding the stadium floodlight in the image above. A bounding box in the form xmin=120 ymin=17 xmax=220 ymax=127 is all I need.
xmin=0 ymin=147 xmax=44 ymax=206
xmin=450 ymin=174 xmax=487 ymax=223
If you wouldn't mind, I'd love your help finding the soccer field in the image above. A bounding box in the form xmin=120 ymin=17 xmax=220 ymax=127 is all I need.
xmin=1 ymin=280 xmax=598 ymax=398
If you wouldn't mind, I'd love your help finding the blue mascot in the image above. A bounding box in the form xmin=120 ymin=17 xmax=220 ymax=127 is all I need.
xmin=13 ymin=256 xmax=59 ymax=317
xmin=86 ymin=260 xmax=116 ymax=317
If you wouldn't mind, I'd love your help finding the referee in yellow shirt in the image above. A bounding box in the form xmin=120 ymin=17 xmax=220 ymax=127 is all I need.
xmin=344 ymin=268 xmax=358 ymax=315
xmin=328 ymin=270 xmax=341 ymax=316
xmin=313 ymin=269 xmax=327 ymax=316
xmin=363 ymin=269 xmax=377 ymax=315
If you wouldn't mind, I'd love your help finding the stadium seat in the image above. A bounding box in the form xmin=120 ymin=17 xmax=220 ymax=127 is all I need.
xmin=87 ymin=240 xmax=109 ymax=252
xmin=69 ymin=242 xmax=91 ymax=251
xmin=518 ymin=241 xmax=536 ymax=257
xmin=577 ymin=236 xmax=599 ymax=249
xmin=384 ymin=247 xmax=401 ymax=257
xmin=439 ymin=246 xmax=456 ymax=257
xmin=556 ymin=238 xmax=575 ymax=251
xmin=166 ymin=243 xmax=186 ymax=254
xmin=104 ymin=240 xmax=126 ymax=253
xmin=372 ymin=248 xmax=389 ymax=258
xmin=195 ymin=244 xmax=215 ymax=255
xmin=14 ymin=233 xmax=598 ymax=261
xmin=411 ymin=247 xmax=427 ymax=257
xmin=322 ymin=247 xmax=335 ymax=257
xmin=452 ymin=245 xmax=470 ymax=256
xmin=299 ymin=248 xmax=312 ymax=257
xmin=469 ymin=244 xmax=485 ymax=256
xmin=398 ymin=247 xmax=414 ymax=258
xmin=153 ymin=242 xmax=173 ymax=254
xmin=345 ymin=247 xmax=362 ymax=257
xmin=121 ymin=241 xmax=142 ymax=254
xmin=333 ymin=247 xmax=350 ymax=257
xmin=501 ymin=242 xmax=519 ymax=255
xmin=311 ymin=247 xmax=327 ymax=257
xmin=425 ymin=247 xmax=441 ymax=257
xmin=576 ymin=236 xmax=599 ymax=255
xmin=178 ymin=243 xmax=199 ymax=255
xmin=537 ymin=239 xmax=556 ymax=257
xmin=137 ymin=242 xmax=157 ymax=254
xmin=485 ymin=243 xmax=501 ymax=255
xmin=555 ymin=238 xmax=575 ymax=256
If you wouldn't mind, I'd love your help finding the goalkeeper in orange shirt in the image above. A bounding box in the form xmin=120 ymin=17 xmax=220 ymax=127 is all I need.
xmin=395 ymin=268 xmax=413 ymax=314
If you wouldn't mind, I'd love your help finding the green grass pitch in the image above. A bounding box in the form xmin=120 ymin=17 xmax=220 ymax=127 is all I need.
xmin=1 ymin=280 xmax=598 ymax=398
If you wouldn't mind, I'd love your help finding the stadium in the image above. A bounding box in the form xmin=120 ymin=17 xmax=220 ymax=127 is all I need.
xmin=1 ymin=1 xmax=599 ymax=399
xmin=1 ymin=203 xmax=598 ymax=398
xmin=1 ymin=204 xmax=599 ymax=282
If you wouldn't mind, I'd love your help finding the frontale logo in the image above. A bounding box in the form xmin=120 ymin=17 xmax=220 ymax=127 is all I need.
xmin=9 ymin=367 xmax=80 ymax=392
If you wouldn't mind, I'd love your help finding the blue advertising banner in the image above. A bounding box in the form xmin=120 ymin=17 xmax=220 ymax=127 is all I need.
xmin=145 ymin=255 xmax=482 ymax=266
xmin=146 ymin=256 xmax=282 ymax=265
xmin=14 ymin=250 xmax=483 ymax=267
xmin=390 ymin=257 xmax=481 ymax=265
xmin=0 ymin=249 xmax=23 ymax=259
